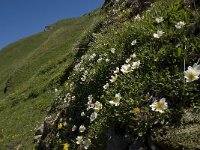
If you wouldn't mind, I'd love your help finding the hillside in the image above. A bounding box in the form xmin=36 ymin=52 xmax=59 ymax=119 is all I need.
xmin=0 ymin=0 xmax=200 ymax=149
xmin=0 ymin=10 xmax=103 ymax=149
xmin=36 ymin=0 xmax=200 ymax=149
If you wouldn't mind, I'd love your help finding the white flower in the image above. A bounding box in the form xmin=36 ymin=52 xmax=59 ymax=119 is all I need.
xmin=134 ymin=14 xmax=141 ymax=21
xmin=75 ymin=63 xmax=81 ymax=71
xmin=126 ymin=58 xmax=131 ymax=63
xmin=76 ymin=136 xmax=83 ymax=144
xmin=91 ymin=53 xmax=96 ymax=58
xmin=130 ymin=53 xmax=137 ymax=59
xmin=184 ymin=63 xmax=200 ymax=82
xmin=87 ymin=97 xmax=94 ymax=111
xmin=131 ymin=60 xmax=140 ymax=69
xmin=110 ymin=74 xmax=118 ymax=83
xmin=72 ymin=95 xmax=76 ymax=101
xmin=103 ymin=53 xmax=108 ymax=57
xmin=155 ymin=17 xmax=164 ymax=23
xmin=103 ymin=83 xmax=109 ymax=90
xmin=72 ymin=125 xmax=77 ymax=131
xmin=88 ymin=95 xmax=93 ymax=101
xmin=87 ymin=103 xmax=94 ymax=111
xmin=81 ymin=112 xmax=85 ymax=116
xmin=94 ymin=101 xmax=103 ymax=112
xmin=89 ymin=53 xmax=96 ymax=61
xmin=81 ymin=75 xmax=86 ymax=81
xmin=121 ymin=64 xmax=132 ymax=74
xmin=84 ymin=70 xmax=88 ymax=75
xmin=131 ymin=40 xmax=137 ymax=46
xmin=79 ymin=125 xmax=86 ymax=133
xmin=63 ymin=121 xmax=67 ymax=126
xmin=153 ymin=30 xmax=164 ymax=38
xmin=193 ymin=63 xmax=200 ymax=73
xmin=90 ymin=112 xmax=98 ymax=122
xmin=106 ymin=58 xmax=110 ymax=62
xmin=80 ymin=67 xmax=85 ymax=72
xmin=175 ymin=21 xmax=186 ymax=29
xmin=114 ymin=67 xmax=119 ymax=74
xmin=111 ymin=48 xmax=116 ymax=54
xmin=55 ymin=88 xmax=58 ymax=92
xmin=150 ymin=98 xmax=168 ymax=113
xmin=83 ymin=138 xmax=92 ymax=149
xmin=109 ymin=93 xmax=122 ymax=106
xmin=97 ymin=57 xmax=103 ymax=63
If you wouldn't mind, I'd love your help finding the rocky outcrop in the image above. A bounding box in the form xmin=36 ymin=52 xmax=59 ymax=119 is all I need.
xmin=151 ymin=109 xmax=200 ymax=150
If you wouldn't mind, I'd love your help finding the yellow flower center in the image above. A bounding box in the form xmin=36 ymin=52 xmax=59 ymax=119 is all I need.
xmin=156 ymin=102 xmax=164 ymax=110
xmin=87 ymin=139 xmax=92 ymax=145
xmin=188 ymin=72 xmax=196 ymax=80
xmin=127 ymin=67 xmax=131 ymax=72
xmin=134 ymin=107 xmax=141 ymax=114
xmin=58 ymin=123 xmax=62 ymax=129
xmin=114 ymin=97 xmax=120 ymax=103
xmin=63 ymin=143 xmax=69 ymax=150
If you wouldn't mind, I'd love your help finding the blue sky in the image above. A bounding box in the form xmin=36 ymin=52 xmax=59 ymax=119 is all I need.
xmin=0 ymin=0 xmax=104 ymax=48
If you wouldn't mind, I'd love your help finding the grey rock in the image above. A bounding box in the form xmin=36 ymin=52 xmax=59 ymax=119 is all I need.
xmin=107 ymin=128 xmax=129 ymax=150
xmin=35 ymin=124 xmax=44 ymax=135
xmin=34 ymin=135 xmax=42 ymax=143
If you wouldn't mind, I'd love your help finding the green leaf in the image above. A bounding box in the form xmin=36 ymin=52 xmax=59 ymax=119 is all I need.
xmin=177 ymin=47 xmax=182 ymax=57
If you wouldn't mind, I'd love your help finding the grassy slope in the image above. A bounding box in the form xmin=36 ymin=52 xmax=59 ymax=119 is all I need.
xmin=0 ymin=10 xmax=101 ymax=149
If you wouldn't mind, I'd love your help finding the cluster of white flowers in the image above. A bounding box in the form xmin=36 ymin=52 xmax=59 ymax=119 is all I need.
xmin=73 ymin=125 xmax=90 ymax=149
xmin=86 ymin=95 xmax=103 ymax=122
xmin=65 ymin=82 xmax=75 ymax=91
xmin=89 ymin=53 xmax=97 ymax=61
xmin=105 ymin=54 xmax=140 ymax=106
xmin=153 ymin=19 xmax=186 ymax=39
xmin=184 ymin=62 xmax=200 ymax=82
xmin=72 ymin=94 xmax=103 ymax=149
xmin=87 ymin=95 xmax=95 ymax=111
xmin=96 ymin=53 xmax=110 ymax=64
xmin=74 ymin=62 xmax=83 ymax=72
xmin=63 ymin=93 xmax=75 ymax=103
xmin=81 ymin=70 xmax=89 ymax=82
xmin=74 ymin=55 xmax=89 ymax=72
xmin=71 ymin=124 xmax=86 ymax=133
xmin=66 ymin=16 xmax=189 ymax=149
xmin=121 ymin=54 xmax=140 ymax=74
xmin=76 ymin=136 xmax=92 ymax=149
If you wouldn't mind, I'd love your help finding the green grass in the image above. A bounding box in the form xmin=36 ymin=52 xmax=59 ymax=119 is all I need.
xmin=0 ymin=9 xmax=102 ymax=149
